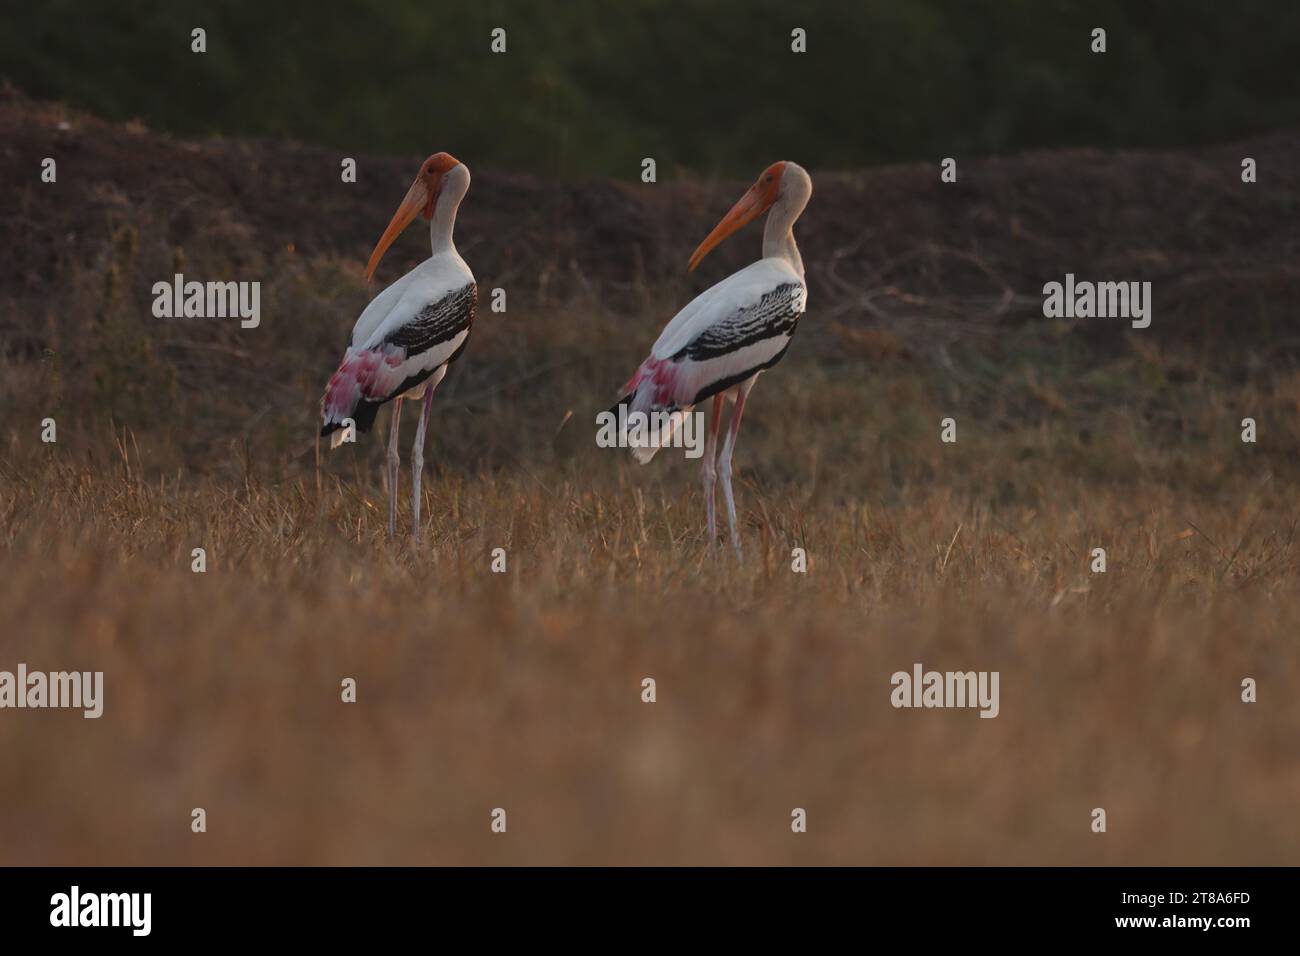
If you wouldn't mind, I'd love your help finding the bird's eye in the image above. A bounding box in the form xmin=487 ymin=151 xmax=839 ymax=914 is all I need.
xmin=764 ymin=175 xmax=773 ymax=183
xmin=425 ymin=166 xmax=434 ymax=174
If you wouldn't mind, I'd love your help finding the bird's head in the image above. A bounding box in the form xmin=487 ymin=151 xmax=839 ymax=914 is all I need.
xmin=366 ymin=152 xmax=464 ymax=283
xmin=688 ymin=161 xmax=810 ymax=272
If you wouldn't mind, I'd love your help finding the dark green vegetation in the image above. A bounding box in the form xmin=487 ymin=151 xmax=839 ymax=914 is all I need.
xmin=4 ymin=0 xmax=1298 ymax=177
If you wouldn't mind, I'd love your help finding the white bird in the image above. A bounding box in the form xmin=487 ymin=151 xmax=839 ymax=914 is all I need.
xmin=612 ymin=161 xmax=812 ymax=555
xmin=320 ymin=152 xmax=476 ymax=539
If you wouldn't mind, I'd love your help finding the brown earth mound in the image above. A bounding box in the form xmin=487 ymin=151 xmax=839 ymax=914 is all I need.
xmin=2 ymin=87 xmax=1298 ymax=480
xmin=4 ymin=84 xmax=1297 ymax=357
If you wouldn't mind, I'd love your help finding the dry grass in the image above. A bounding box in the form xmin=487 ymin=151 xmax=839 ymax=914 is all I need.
xmin=1 ymin=425 xmax=1297 ymax=865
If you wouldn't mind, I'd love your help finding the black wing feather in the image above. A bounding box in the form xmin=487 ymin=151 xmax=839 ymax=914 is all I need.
xmin=384 ymin=284 xmax=477 ymax=358
xmin=672 ymin=282 xmax=803 ymax=363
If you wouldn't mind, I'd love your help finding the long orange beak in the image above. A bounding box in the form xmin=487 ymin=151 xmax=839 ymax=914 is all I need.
xmin=688 ymin=181 xmax=777 ymax=272
xmin=365 ymin=177 xmax=434 ymax=283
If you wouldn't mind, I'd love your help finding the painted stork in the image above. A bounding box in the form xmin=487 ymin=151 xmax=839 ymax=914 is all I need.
xmin=612 ymin=161 xmax=812 ymax=555
xmin=320 ymin=152 xmax=476 ymax=539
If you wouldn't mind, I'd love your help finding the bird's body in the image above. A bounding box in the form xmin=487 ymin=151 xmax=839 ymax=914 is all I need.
xmin=319 ymin=152 xmax=475 ymax=538
xmin=617 ymin=257 xmax=806 ymax=461
xmin=613 ymin=161 xmax=813 ymax=552
xmin=322 ymin=251 xmax=475 ymax=441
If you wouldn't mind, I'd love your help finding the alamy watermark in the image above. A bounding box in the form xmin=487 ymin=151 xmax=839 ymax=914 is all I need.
xmin=891 ymin=663 xmax=999 ymax=718
xmin=50 ymin=886 xmax=150 ymax=936
xmin=0 ymin=664 xmax=103 ymax=718
xmin=1042 ymin=273 xmax=1151 ymax=329
xmin=595 ymin=406 xmax=705 ymax=458
xmin=152 ymin=273 xmax=260 ymax=328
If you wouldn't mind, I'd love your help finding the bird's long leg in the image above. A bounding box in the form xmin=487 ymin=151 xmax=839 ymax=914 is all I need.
xmin=411 ymin=386 xmax=435 ymax=541
xmin=702 ymin=395 xmax=723 ymax=553
xmin=718 ymin=378 xmax=756 ymax=558
xmin=386 ymin=398 xmax=403 ymax=538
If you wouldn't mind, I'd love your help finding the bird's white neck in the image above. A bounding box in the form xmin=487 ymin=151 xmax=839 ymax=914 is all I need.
xmin=762 ymin=219 xmax=803 ymax=277
xmin=428 ymin=194 xmax=459 ymax=256
xmin=429 ymin=164 xmax=470 ymax=256
xmin=760 ymin=165 xmax=811 ymax=277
